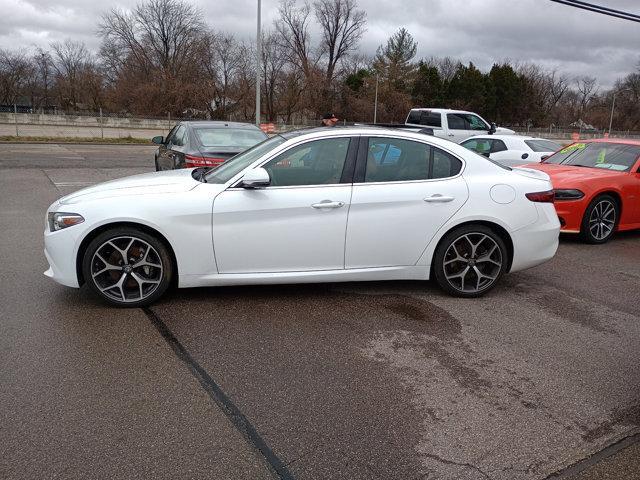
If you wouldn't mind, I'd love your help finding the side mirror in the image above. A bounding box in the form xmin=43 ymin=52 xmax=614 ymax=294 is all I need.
xmin=521 ymin=153 xmax=529 ymax=160
xmin=488 ymin=122 xmax=497 ymax=135
xmin=152 ymin=135 xmax=164 ymax=144
xmin=240 ymin=167 xmax=270 ymax=188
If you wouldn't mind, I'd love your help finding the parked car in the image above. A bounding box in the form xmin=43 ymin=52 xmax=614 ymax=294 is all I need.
xmin=405 ymin=108 xmax=515 ymax=143
xmin=460 ymin=135 xmax=562 ymax=167
xmin=44 ymin=127 xmax=559 ymax=307
xmin=524 ymin=139 xmax=640 ymax=243
xmin=152 ymin=121 xmax=268 ymax=171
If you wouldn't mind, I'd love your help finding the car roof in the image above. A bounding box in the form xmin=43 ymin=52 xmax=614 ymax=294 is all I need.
xmin=578 ymin=138 xmax=640 ymax=146
xmin=409 ymin=108 xmax=477 ymax=115
xmin=180 ymin=121 xmax=263 ymax=130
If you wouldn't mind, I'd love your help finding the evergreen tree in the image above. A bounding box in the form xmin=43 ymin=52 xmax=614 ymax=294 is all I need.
xmin=411 ymin=61 xmax=443 ymax=106
xmin=373 ymin=28 xmax=417 ymax=91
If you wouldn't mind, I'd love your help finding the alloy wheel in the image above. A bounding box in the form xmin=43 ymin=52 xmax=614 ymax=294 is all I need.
xmin=442 ymin=233 xmax=503 ymax=294
xmin=90 ymin=236 xmax=164 ymax=303
xmin=588 ymin=199 xmax=616 ymax=241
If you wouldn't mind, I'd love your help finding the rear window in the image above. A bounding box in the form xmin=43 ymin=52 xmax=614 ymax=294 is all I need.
xmin=545 ymin=142 xmax=640 ymax=172
xmin=194 ymin=127 xmax=267 ymax=148
xmin=407 ymin=110 xmax=441 ymax=127
xmin=525 ymin=139 xmax=561 ymax=152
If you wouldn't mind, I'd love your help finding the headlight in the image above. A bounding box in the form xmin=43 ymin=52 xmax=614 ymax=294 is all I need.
xmin=48 ymin=212 xmax=85 ymax=231
xmin=553 ymin=189 xmax=585 ymax=200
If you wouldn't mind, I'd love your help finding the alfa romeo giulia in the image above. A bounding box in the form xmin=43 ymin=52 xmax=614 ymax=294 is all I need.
xmin=44 ymin=127 xmax=560 ymax=306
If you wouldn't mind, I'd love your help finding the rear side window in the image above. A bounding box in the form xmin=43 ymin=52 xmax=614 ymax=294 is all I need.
xmin=491 ymin=140 xmax=508 ymax=153
xmin=364 ymin=137 xmax=462 ymax=182
xmin=447 ymin=114 xmax=467 ymax=130
xmin=407 ymin=110 xmax=441 ymax=127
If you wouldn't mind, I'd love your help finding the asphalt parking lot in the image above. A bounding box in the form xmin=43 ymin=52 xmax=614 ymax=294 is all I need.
xmin=1 ymin=143 xmax=639 ymax=480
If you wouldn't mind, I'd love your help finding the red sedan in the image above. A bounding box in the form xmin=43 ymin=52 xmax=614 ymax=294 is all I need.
xmin=524 ymin=138 xmax=640 ymax=243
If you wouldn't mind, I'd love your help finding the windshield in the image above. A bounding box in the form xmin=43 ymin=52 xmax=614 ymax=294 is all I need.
xmin=194 ymin=127 xmax=266 ymax=149
xmin=524 ymin=139 xmax=561 ymax=152
xmin=204 ymin=135 xmax=286 ymax=184
xmin=545 ymin=142 xmax=640 ymax=172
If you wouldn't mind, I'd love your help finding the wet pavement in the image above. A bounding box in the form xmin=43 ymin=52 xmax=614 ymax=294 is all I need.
xmin=1 ymin=144 xmax=638 ymax=479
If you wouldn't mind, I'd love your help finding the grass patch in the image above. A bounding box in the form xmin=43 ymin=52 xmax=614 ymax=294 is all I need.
xmin=0 ymin=135 xmax=152 ymax=144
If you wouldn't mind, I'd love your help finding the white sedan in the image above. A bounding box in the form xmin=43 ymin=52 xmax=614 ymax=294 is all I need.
xmin=44 ymin=127 xmax=560 ymax=306
xmin=460 ymin=135 xmax=561 ymax=167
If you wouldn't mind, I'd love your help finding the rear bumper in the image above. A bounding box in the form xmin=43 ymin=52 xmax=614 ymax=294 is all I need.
xmin=510 ymin=203 xmax=560 ymax=272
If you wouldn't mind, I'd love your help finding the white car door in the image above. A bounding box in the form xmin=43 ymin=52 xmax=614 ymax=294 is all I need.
xmin=212 ymin=136 xmax=355 ymax=273
xmin=345 ymin=136 xmax=469 ymax=269
xmin=446 ymin=113 xmax=490 ymax=143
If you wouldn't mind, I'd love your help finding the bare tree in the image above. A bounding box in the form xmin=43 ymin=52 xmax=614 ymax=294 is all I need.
xmin=203 ymin=31 xmax=243 ymax=119
xmin=575 ymin=75 xmax=597 ymax=119
xmin=261 ymin=30 xmax=287 ymax=121
xmin=314 ymin=0 xmax=366 ymax=82
xmin=0 ymin=49 xmax=32 ymax=105
xmin=50 ymin=40 xmax=92 ymax=109
xmin=275 ymin=0 xmax=316 ymax=78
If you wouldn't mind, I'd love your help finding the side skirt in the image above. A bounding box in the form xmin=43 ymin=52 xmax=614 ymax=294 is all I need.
xmin=178 ymin=265 xmax=430 ymax=288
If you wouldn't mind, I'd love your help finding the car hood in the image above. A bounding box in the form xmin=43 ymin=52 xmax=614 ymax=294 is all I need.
xmin=522 ymin=162 xmax=626 ymax=186
xmin=58 ymin=169 xmax=201 ymax=205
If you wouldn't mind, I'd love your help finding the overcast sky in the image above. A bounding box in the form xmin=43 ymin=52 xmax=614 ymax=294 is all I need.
xmin=1 ymin=0 xmax=639 ymax=88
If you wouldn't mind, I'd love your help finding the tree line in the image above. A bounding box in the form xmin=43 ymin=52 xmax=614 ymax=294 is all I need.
xmin=0 ymin=0 xmax=638 ymax=130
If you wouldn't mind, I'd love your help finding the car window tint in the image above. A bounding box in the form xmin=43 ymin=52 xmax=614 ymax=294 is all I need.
xmin=165 ymin=126 xmax=178 ymax=145
xmin=461 ymin=139 xmax=491 ymax=155
xmin=446 ymin=114 xmax=467 ymax=130
xmin=524 ymin=139 xmax=561 ymax=152
xmin=172 ymin=125 xmax=187 ymax=147
xmin=432 ymin=147 xmax=463 ymax=179
xmin=467 ymin=114 xmax=488 ymax=131
xmin=491 ymin=140 xmax=508 ymax=153
xmin=195 ymin=127 xmax=266 ymax=148
xmin=263 ymin=138 xmax=351 ymax=186
xmin=365 ymin=138 xmax=429 ymax=182
xmin=420 ymin=111 xmax=442 ymax=127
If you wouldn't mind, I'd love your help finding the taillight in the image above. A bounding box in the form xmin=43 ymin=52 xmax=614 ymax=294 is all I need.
xmin=525 ymin=190 xmax=555 ymax=203
xmin=184 ymin=154 xmax=226 ymax=168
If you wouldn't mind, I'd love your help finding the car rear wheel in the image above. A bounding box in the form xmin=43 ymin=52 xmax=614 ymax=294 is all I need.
xmin=82 ymin=227 xmax=173 ymax=307
xmin=433 ymin=224 xmax=508 ymax=298
xmin=580 ymin=194 xmax=618 ymax=244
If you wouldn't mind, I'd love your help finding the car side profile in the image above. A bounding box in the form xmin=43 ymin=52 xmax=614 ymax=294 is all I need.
xmin=524 ymin=139 xmax=640 ymax=243
xmin=461 ymin=135 xmax=561 ymax=167
xmin=44 ymin=127 xmax=560 ymax=307
xmin=152 ymin=121 xmax=268 ymax=170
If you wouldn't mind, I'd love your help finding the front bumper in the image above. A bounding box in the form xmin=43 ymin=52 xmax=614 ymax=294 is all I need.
xmin=44 ymin=225 xmax=83 ymax=288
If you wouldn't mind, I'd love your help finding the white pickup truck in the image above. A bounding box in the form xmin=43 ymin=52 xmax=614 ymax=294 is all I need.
xmin=405 ymin=108 xmax=515 ymax=143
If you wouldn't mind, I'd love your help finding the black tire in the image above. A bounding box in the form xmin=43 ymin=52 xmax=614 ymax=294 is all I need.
xmin=82 ymin=227 xmax=173 ymax=307
xmin=579 ymin=194 xmax=619 ymax=244
xmin=433 ymin=224 xmax=508 ymax=298
xmin=154 ymin=156 xmax=161 ymax=171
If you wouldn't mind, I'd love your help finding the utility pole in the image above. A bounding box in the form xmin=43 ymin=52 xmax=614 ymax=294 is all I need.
xmin=373 ymin=73 xmax=379 ymax=124
xmin=609 ymin=88 xmax=632 ymax=134
xmin=255 ymin=0 xmax=261 ymax=126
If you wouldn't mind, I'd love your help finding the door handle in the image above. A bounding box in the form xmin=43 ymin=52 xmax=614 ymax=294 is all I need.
xmin=311 ymin=201 xmax=345 ymax=209
xmin=447 ymin=133 xmax=455 ymax=137
xmin=424 ymin=194 xmax=455 ymax=203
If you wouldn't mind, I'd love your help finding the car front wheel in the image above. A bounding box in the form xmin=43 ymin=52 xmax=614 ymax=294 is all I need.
xmin=433 ymin=224 xmax=508 ymax=298
xmin=82 ymin=227 xmax=173 ymax=307
xmin=580 ymin=194 xmax=618 ymax=244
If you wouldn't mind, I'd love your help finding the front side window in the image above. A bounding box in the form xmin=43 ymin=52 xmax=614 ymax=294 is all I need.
xmin=545 ymin=142 xmax=640 ymax=172
xmin=172 ymin=125 xmax=187 ymax=147
xmin=467 ymin=114 xmax=489 ymax=131
xmin=262 ymin=137 xmax=351 ymax=186
xmin=364 ymin=137 xmax=462 ymax=182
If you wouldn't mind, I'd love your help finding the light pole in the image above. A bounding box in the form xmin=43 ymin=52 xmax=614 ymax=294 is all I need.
xmin=255 ymin=0 xmax=261 ymax=126
xmin=608 ymin=88 xmax=632 ymax=134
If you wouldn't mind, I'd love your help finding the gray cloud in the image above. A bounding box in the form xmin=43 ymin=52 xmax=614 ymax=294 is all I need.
xmin=1 ymin=0 xmax=638 ymax=87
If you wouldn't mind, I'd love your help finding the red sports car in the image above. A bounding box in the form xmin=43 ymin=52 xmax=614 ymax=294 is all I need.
xmin=524 ymin=138 xmax=640 ymax=243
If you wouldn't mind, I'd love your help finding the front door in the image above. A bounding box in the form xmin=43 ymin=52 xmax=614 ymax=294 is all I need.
xmin=345 ymin=136 xmax=468 ymax=268
xmin=213 ymin=136 xmax=356 ymax=273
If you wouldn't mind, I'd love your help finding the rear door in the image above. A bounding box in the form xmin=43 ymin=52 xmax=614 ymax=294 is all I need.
xmin=345 ymin=136 xmax=468 ymax=268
